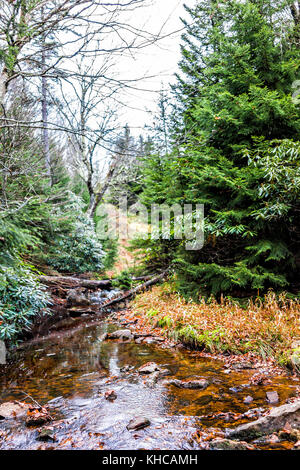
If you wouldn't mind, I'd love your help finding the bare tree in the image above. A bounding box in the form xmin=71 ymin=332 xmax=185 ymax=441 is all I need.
xmin=0 ymin=0 xmax=163 ymax=107
xmin=55 ymin=42 xmax=120 ymax=217
xmin=0 ymin=0 xmax=172 ymax=191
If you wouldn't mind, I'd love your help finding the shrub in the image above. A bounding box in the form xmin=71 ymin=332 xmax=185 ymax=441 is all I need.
xmin=45 ymin=194 xmax=105 ymax=273
xmin=0 ymin=261 xmax=51 ymax=344
xmin=112 ymin=270 xmax=133 ymax=290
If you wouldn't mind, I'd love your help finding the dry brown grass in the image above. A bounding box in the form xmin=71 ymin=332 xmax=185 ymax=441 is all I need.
xmin=132 ymin=284 xmax=300 ymax=366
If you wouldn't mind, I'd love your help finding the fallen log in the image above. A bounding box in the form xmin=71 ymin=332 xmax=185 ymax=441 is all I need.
xmin=132 ymin=275 xmax=153 ymax=282
xmin=39 ymin=275 xmax=112 ymax=290
xmin=101 ymin=271 xmax=167 ymax=309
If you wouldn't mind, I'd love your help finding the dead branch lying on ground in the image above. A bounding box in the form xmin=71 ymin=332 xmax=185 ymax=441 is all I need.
xmin=39 ymin=275 xmax=112 ymax=290
xmin=101 ymin=271 xmax=167 ymax=309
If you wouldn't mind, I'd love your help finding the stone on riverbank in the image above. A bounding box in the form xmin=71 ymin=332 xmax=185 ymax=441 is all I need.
xmin=67 ymin=289 xmax=90 ymax=307
xmin=227 ymin=399 xmax=300 ymax=441
xmin=209 ymin=438 xmax=255 ymax=450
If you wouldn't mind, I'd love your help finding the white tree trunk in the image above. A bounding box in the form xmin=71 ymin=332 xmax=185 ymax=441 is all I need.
xmin=0 ymin=69 xmax=9 ymax=109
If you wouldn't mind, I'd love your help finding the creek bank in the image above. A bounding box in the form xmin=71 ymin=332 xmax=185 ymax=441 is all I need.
xmin=114 ymin=308 xmax=292 ymax=380
xmin=23 ymin=276 xmax=121 ymax=341
xmin=227 ymin=399 xmax=300 ymax=441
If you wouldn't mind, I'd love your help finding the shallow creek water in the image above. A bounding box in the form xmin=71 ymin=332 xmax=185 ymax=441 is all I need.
xmin=0 ymin=312 xmax=299 ymax=450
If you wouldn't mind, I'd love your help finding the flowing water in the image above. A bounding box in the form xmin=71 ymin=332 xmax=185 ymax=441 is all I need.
xmin=0 ymin=308 xmax=298 ymax=450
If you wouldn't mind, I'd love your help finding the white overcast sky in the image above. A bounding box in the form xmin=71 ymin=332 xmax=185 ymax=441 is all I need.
xmin=115 ymin=0 xmax=193 ymax=134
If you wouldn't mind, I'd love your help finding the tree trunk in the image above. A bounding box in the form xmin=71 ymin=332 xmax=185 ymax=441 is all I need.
xmin=41 ymin=7 xmax=52 ymax=185
xmin=87 ymin=163 xmax=116 ymax=218
xmin=0 ymin=69 xmax=9 ymax=110
xmin=39 ymin=275 xmax=112 ymax=290
xmin=41 ymin=72 xmax=52 ymax=184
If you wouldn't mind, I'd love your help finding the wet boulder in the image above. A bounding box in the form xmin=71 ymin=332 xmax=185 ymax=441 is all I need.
xmin=138 ymin=362 xmax=160 ymax=374
xmin=167 ymin=378 xmax=209 ymax=390
xmin=293 ymin=440 xmax=300 ymax=450
xmin=67 ymin=289 xmax=90 ymax=307
xmin=120 ymin=365 xmax=135 ymax=373
xmin=105 ymin=390 xmax=117 ymax=401
xmin=278 ymin=428 xmax=300 ymax=442
xmin=0 ymin=402 xmax=28 ymax=420
xmin=158 ymin=368 xmax=171 ymax=378
xmin=36 ymin=427 xmax=57 ymax=442
xmin=107 ymin=329 xmax=133 ymax=341
xmin=227 ymin=399 xmax=300 ymax=441
xmin=126 ymin=416 xmax=151 ymax=431
xmin=25 ymin=406 xmax=52 ymax=427
xmin=209 ymin=438 xmax=255 ymax=450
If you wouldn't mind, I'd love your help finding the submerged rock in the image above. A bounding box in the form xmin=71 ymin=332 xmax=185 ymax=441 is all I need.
xmin=126 ymin=416 xmax=151 ymax=431
xmin=227 ymin=399 xmax=300 ymax=441
xmin=244 ymin=396 xmax=254 ymax=404
xmin=231 ymin=362 xmax=254 ymax=370
xmin=167 ymin=378 xmax=209 ymax=390
xmin=266 ymin=391 xmax=279 ymax=404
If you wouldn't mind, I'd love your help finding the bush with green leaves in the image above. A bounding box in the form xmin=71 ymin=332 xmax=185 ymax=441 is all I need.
xmin=0 ymin=260 xmax=51 ymax=344
xmin=45 ymin=194 xmax=105 ymax=273
xmin=112 ymin=270 xmax=133 ymax=290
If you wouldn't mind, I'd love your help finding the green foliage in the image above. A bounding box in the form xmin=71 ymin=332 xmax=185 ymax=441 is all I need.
xmin=101 ymin=238 xmax=118 ymax=271
xmin=157 ymin=315 xmax=173 ymax=328
xmin=45 ymin=196 xmax=104 ymax=273
xmin=112 ymin=270 xmax=133 ymax=290
xmin=137 ymin=0 xmax=300 ymax=297
xmin=0 ymin=93 xmax=106 ymax=345
xmin=0 ymin=260 xmax=51 ymax=344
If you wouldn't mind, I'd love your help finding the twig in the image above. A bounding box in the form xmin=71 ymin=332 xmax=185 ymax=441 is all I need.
xmin=20 ymin=391 xmax=43 ymax=409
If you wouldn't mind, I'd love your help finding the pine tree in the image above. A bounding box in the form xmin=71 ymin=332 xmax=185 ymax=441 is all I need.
xmin=140 ymin=0 xmax=300 ymax=297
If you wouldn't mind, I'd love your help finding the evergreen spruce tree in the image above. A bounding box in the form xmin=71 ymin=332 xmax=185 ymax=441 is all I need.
xmin=140 ymin=0 xmax=300 ymax=297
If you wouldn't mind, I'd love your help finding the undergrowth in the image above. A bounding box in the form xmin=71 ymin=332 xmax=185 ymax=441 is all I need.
xmin=132 ymin=284 xmax=300 ymax=369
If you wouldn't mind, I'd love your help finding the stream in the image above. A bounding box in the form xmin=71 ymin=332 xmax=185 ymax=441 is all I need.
xmin=0 ymin=292 xmax=299 ymax=450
